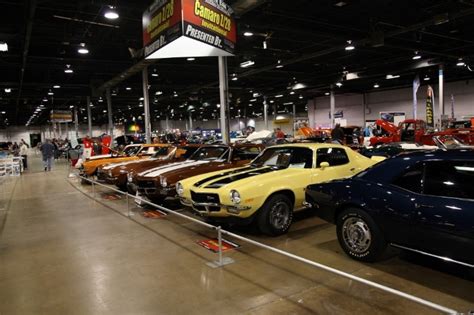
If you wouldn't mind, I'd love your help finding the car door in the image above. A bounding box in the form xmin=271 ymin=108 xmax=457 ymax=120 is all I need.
xmin=412 ymin=160 xmax=474 ymax=265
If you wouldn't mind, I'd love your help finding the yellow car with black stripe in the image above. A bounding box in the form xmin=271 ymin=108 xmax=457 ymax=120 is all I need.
xmin=177 ymin=143 xmax=384 ymax=236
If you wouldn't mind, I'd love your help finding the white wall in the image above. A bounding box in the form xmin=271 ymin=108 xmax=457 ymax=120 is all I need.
xmin=308 ymin=80 xmax=474 ymax=127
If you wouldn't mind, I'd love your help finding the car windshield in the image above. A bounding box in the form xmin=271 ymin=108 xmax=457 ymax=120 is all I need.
xmin=189 ymin=147 xmax=228 ymax=161
xmin=152 ymin=147 xmax=172 ymax=158
xmin=123 ymin=146 xmax=141 ymax=156
xmin=251 ymin=147 xmax=313 ymax=169
xmin=434 ymin=135 xmax=466 ymax=149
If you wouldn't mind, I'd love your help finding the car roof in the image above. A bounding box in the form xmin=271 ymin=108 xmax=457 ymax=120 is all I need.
xmin=142 ymin=144 xmax=170 ymax=147
xmin=267 ymin=143 xmax=348 ymax=150
xmin=358 ymin=149 xmax=474 ymax=182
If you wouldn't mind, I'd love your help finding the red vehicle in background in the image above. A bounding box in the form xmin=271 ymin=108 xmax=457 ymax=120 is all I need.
xmin=370 ymin=119 xmax=474 ymax=146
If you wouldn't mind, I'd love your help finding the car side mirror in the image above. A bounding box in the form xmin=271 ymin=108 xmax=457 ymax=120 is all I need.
xmin=320 ymin=162 xmax=330 ymax=169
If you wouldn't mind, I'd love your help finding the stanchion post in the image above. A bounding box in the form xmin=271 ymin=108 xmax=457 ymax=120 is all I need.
xmin=126 ymin=193 xmax=130 ymax=217
xmin=217 ymin=226 xmax=223 ymax=266
xmin=92 ymin=181 xmax=95 ymax=199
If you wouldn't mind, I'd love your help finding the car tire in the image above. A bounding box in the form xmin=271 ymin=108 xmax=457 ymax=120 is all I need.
xmin=337 ymin=208 xmax=387 ymax=262
xmin=257 ymin=194 xmax=293 ymax=236
xmin=336 ymin=207 xmax=387 ymax=262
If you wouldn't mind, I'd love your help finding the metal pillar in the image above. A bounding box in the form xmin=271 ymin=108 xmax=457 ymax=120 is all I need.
xmin=58 ymin=122 xmax=62 ymax=138
xmin=142 ymin=67 xmax=152 ymax=143
xmin=65 ymin=122 xmax=69 ymax=139
xmin=263 ymin=96 xmax=269 ymax=130
xmin=188 ymin=113 xmax=193 ymax=130
xmin=165 ymin=115 xmax=169 ymax=131
xmin=86 ymin=96 xmax=92 ymax=136
xmin=292 ymin=104 xmax=296 ymax=134
xmin=105 ymin=88 xmax=113 ymax=138
xmin=218 ymin=56 xmax=230 ymax=144
xmin=74 ymin=106 xmax=79 ymax=138
xmin=438 ymin=64 xmax=444 ymax=129
xmin=330 ymin=85 xmax=336 ymax=128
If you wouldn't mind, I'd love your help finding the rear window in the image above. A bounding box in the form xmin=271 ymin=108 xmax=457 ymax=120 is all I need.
xmin=424 ymin=161 xmax=474 ymax=199
xmin=316 ymin=148 xmax=349 ymax=167
xmin=233 ymin=146 xmax=261 ymax=161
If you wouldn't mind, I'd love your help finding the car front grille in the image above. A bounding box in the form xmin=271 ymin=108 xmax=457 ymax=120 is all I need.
xmin=191 ymin=191 xmax=220 ymax=204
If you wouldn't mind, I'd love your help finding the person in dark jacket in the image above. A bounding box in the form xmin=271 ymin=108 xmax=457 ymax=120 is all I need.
xmin=40 ymin=139 xmax=55 ymax=171
xmin=330 ymin=123 xmax=345 ymax=144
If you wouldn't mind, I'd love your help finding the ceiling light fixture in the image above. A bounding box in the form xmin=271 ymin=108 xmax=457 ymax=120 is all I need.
xmin=289 ymin=91 xmax=295 ymax=95
xmin=292 ymin=82 xmax=307 ymax=90
xmin=373 ymin=83 xmax=380 ymax=88
xmin=104 ymin=6 xmax=119 ymax=20
xmin=78 ymin=43 xmax=89 ymax=54
xmin=424 ymin=76 xmax=430 ymax=81
xmin=299 ymin=95 xmax=304 ymax=99
xmin=53 ymin=85 xmax=60 ymax=89
xmin=187 ymin=57 xmax=195 ymax=61
xmin=231 ymin=77 xmax=238 ymax=81
xmin=325 ymin=92 xmax=330 ymax=96
xmin=386 ymin=74 xmax=400 ymax=79
xmin=243 ymin=31 xmax=254 ymax=37
xmin=412 ymin=51 xmax=421 ymax=60
xmin=126 ymin=87 xmax=132 ymax=91
xmin=336 ymin=82 xmax=343 ymax=87
xmin=456 ymin=58 xmax=465 ymax=67
xmin=155 ymin=91 xmax=163 ymax=95
xmin=345 ymin=40 xmax=355 ymax=51
xmin=275 ymin=94 xmax=284 ymax=98
xmin=4 ymin=88 xmax=11 ymax=93
xmin=64 ymin=64 xmax=73 ymax=74
xmin=263 ymin=40 xmax=267 ymax=50
xmin=240 ymin=60 xmax=255 ymax=68
xmin=48 ymin=90 xmax=54 ymax=95
xmin=0 ymin=41 xmax=8 ymax=52
xmin=275 ymin=60 xmax=283 ymax=69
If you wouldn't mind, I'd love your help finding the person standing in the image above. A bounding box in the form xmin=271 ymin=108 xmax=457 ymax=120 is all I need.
xmin=19 ymin=141 xmax=29 ymax=170
xmin=40 ymin=139 xmax=55 ymax=172
xmin=331 ymin=123 xmax=345 ymax=144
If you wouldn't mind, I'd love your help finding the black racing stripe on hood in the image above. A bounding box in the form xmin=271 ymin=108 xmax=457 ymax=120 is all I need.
xmin=204 ymin=167 xmax=276 ymax=189
xmin=193 ymin=166 xmax=254 ymax=187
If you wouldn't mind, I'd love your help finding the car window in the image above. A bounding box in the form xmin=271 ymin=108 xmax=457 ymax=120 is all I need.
xmin=232 ymin=146 xmax=261 ymax=161
xmin=152 ymin=147 xmax=171 ymax=157
xmin=190 ymin=147 xmax=228 ymax=161
xmin=316 ymin=148 xmax=349 ymax=167
xmin=177 ymin=146 xmax=199 ymax=159
xmin=252 ymin=147 xmax=313 ymax=169
xmin=392 ymin=163 xmax=424 ymax=193
xmin=424 ymin=161 xmax=474 ymax=199
xmin=124 ymin=146 xmax=140 ymax=155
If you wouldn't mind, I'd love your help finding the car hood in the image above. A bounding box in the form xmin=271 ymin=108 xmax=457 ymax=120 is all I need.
xmin=101 ymin=158 xmax=154 ymax=171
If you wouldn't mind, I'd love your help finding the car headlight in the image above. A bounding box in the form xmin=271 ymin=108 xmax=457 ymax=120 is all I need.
xmin=160 ymin=176 xmax=168 ymax=187
xmin=176 ymin=182 xmax=184 ymax=196
xmin=127 ymin=172 xmax=133 ymax=183
xmin=230 ymin=190 xmax=241 ymax=204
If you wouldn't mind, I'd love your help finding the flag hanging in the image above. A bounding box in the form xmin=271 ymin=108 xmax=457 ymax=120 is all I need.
xmin=426 ymin=86 xmax=434 ymax=127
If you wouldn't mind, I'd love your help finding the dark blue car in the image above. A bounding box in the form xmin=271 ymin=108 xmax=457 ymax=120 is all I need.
xmin=305 ymin=149 xmax=474 ymax=268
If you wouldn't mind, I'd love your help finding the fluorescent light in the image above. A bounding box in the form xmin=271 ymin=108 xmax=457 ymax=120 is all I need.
xmin=4 ymin=88 xmax=11 ymax=93
xmin=412 ymin=54 xmax=421 ymax=60
xmin=424 ymin=76 xmax=430 ymax=81
xmin=186 ymin=57 xmax=195 ymax=61
xmin=104 ymin=7 xmax=119 ymax=20
xmin=139 ymin=103 xmax=143 ymax=107
xmin=151 ymin=73 xmax=159 ymax=77
xmin=386 ymin=74 xmax=400 ymax=79
xmin=276 ymin=60 xmax=283 ymax=68
xmin=231 ymin=77 xmax=238 ymax=81
xmin=292 ymin=83 xmax=307 ymax=90
xmin=456 ymin=58 xmax=465 ymax=66
xmin=345 ymin=44 xmax=355 ymax=51
xmin=139 ymin=97 xmax=144 ymax=101
xmin=0 ymin=42 xmax=8 ymax=52
xmin=78 ymin=47 xmax=89 ymax=54
xmin=48 ymin=91 xmax=54 ymax=95
xmin=284 ymin=102 xmax=294 ymax=105
xmin=325 ymin=92 xmax=330 ymax=96
xmin=64 ymin=64 xmax=73 ymax=73
xmin=250 ymin=99 xmax=257 ymax=102
xmin=336 ymin=82 xmax=343 ymax=87
xmin=289 ymin=91 xmax=295 ymax=95
xmin=373 ymin=83 xmax=380 ymax=88
xmin=1 ymin=111 xmax=6 ymax=114
xmin=53 ymin=85 xmax=60 ymax=89
xmin=243 ymin=32 xmax=253 ymax=37
xmin=126 ymin=87 xmax=132 ymax=90
xmin=275 ymin=94 xmax=284 ymax=98
xmin=240 ymin=60 xmax=255 ymax=68
xmin=299 ymin=95 xmax=304 ymax=99
xmin=155 ymin=91 xmax=163 ymax=95
xmin=263 ymin=40 xmax=267 ymax=50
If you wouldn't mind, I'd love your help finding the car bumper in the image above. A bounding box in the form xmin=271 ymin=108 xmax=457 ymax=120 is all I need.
xmin=181 ymin=197 xmax=253 ymax=218
xmin=137 ymin=185 xmax=175 ymax=200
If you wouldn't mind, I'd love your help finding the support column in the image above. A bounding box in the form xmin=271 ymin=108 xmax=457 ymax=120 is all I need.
xmin=330 ymin=85 xmax=336 ymax=128
xmin=58 ymin=122 xmax=62 ymax=138
xmin=65 ymin=122 xmax=69 ymax=139
xmin=86 ymin=96 xmax=92 ymax=136
xmin=263 ymin=96 xmax=269 ymax=130
xmin=218 ymin=56 xmax=230 ymax=144
xmin=438 ymin=64 xmax=444 ymax=129
xmin=142 ymin=67 xmax=152 ymax=143
xmin=74 ymin=105 xmax=79 ymax=139
xmin=292 ymin=104 xmax=296 ymax=134
xmin=165 ymin=115 xmax=169 ymax=131
xmin=105 ymin=88 xmax=113 ymax=138
xmin=189 ymin=113 xmax=193 ymax=130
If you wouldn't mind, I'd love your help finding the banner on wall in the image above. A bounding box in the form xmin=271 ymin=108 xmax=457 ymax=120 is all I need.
xmin=143 ymin=0 xmax=236 ymax=59
xmin=50 ymin=110 xmax=73 ymax=123
xmin=426 ymin=86 xmax=434 ymax=127
xmin=380 ymin=112 xmax=405 ymax=125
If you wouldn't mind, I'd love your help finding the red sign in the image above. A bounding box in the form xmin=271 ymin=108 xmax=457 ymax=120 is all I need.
xmin=143 ymin=0 xmax=236 ymax=58
xmin=197 ymin=238 xmax=240 ymax=253
xmin=141 ymin=210 xmax=168 ymax=218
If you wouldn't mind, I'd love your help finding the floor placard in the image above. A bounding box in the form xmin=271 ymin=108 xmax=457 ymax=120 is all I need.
xmin=197 ymin=239 xmax=240 ymax=253
xmin=101 ymin=192 xmax=123 ymax=200
xmin=141 ymin=210 xmax=167 ymax=219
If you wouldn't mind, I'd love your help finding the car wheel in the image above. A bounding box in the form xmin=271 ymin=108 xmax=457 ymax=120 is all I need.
xmin=336 ymin=208 xmax=387 ymax=262
xmin=257 ymin=194 xmax=293 ymax=236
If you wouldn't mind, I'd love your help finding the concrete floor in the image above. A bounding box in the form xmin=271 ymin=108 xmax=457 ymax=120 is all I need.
xmin=0 ymin=156 xmax=473 ymax=314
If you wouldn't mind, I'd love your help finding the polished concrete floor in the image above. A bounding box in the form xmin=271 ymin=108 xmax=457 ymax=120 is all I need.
xmin=0 ymin=156 xmax=473 ymax=314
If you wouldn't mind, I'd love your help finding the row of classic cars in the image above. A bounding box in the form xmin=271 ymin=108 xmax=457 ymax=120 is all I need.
xmin=78 ymin=139 xmax=474 ymax=269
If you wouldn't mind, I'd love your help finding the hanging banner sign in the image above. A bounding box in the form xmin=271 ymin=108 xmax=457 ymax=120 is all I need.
xmin=426 ymin=86 xmax=434 ymax=127
xmin=143 ymin=0 xmax=236 ymax=59
xmin=50 ymin=110 xmax=73 ymax=123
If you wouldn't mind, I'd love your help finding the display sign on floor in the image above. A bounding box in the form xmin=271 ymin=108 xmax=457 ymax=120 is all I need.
xmin=101 ymin=192 xmax=123 ymax=200
xmin=143 ymin=0 xmax=236 ymax=59
xmin=197 ymin=238 xmax=240 ymax=253
xmin=141 ymin=209 xmax=168 ymax=219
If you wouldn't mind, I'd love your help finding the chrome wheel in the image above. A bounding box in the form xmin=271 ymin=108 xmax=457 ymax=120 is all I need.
xmin=342 ymin=217 xmax=372 ymax=254
xmin=269 ymin=201 xmax=291 ymax=230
